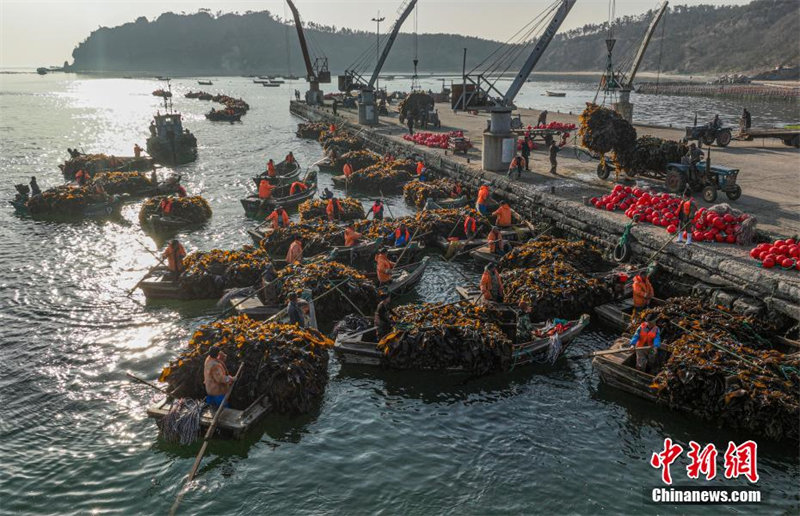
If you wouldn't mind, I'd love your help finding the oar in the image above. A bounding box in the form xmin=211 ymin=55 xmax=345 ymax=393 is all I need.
xmin=126 ymin=372 xmax=170 ymax=394
xmin=379 ymin=188 xmax=395 ymax=219
xmin=568 ymin=345 xmax=653 ymax=360
xmin=393 ymin=225 xmax=424 ymax=266
xmin=126 ymin=255 xmax=167 ymax=297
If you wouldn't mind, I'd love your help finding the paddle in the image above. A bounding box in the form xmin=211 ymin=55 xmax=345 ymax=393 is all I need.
xmin=567 ymin=345 xmax=654 ymax=360
xmin=126 ymin=372 xmax=170 ymax=394
xmin=126 ymin=255 xmax=167 ymax=297
xmin=393 ymin=224 xmax=424 ymax=266
xmin=378 ymin=188 xmax=395 ymax=220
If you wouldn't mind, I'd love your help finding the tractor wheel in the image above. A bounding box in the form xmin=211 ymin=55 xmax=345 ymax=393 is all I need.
xmin=596 ymin=162 xmax=611 ymax=180
xmin=702 ymin=132 xmax=716 ymax=146
xmin=725 ymin=185 xmax=742 ymax=201
xmin=715 ymin=130 xmax=731 ymax=147
xmin=665 ymin=167 xmax=686 ymax=194
xmin=702 ymin=185 xmax=718 ymax=203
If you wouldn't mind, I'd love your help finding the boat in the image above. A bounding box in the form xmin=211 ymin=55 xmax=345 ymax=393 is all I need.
xmin=251 ymin=159 xmax=302 ymax=187
xmin=142 ymin=213 xmax=207 ymax=235
xmin=147 ymin=393 xmax=271 ymax=439
xmin=137 ymin=267 xmax=193 ymax=300
xmin=592 ymin=338 xmax=659 ymax=401
xmin=262 ymin=83 xmax=281 ymax=88
xmin=594 ymin=297 xmax=666 ymax=332
xmin=316 ymin=158 xmax=337 ymax=174
xmin=10 ymin=195 xmax=123 ymax=220
xmin=146 ymin=87 xmax=198 ymax=166
xmin=545 ymin=91 xmax=566 ymax=97
xmin=432 ymin=196 xmax=469 ymax=209
xmin=240 ymin=172 xmax=318 ymax=218
xmin=326 ymin=238 xmax=383 ymax=264
xmin=334 ymin=312 xmax=590 ymax=369
xmin=258 ymin=76 xmax=272 ymax=80
xmin=205 ymin=110 xmax=241 ymax=122
xmin=269 ymin=79 xmax=285 ymax=84
xmin=59 ymin=154 xmax=155 ymax=180
xmin=197 ymin=80 xmax=213 ymax=85
xmin=467 ymin=222 xmax=536 ymax=264
xmin=36 ymin=67 xmax=48 ymax=75
xmin=364 ymin=256 xmax=430 ymax=295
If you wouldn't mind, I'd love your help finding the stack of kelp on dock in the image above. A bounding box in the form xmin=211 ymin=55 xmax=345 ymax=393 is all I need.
xmin=299 ymin=198 xmax=364 ymax=222
xmin=633 ymin=298 xmax=799 ymax=441
xmin=159 ymin=317 xmax=333 ymax=413
xmin=179 ymin=246 xmax=271 ymax=299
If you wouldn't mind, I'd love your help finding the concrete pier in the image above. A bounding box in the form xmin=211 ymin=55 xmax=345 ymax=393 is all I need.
xmin=290 ymin=100 xmax=800 ymax=323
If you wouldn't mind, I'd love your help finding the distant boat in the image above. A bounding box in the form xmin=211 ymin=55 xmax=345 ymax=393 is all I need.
xmin=36 ymin=67 xmax=48 ymax=75
xmin=262 ymin=83 xmax=280 ymax=88
xmin=156 ymin=76 xmax=171 ymax=81
xmin=198 ymin=80 xmax=213 ymax=85
xmin=258 ymin=76 xmax=272 ymax=80
xmin=381 ymin=75 xmax=395 ymax=81
xmin=545 ymin=91 xmax=566 ymax=97
xmin=285 ymin=74 xmax=299 ymax=80
xmin=270 ymin=79 xmax=285 ymax=84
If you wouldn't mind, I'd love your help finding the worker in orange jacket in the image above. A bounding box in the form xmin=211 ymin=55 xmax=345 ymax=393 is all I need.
xmin=267 ymin=159 xmax=276 ymax=177
xmin=344 ymin=224 xmax=362 ymax=247
xmin=632 ymin=270 xmax=655 ymax=316
xmin=343 ymin=161 xmax=354 ymax=178
xmin=463 ymin=212 xmax=478 ymax=239
xmin=265 ymin=206 xmax=290 ymax=229
xmin=630 ymin=313 xmax=662 ymax=371
xmin=286 ymin=237 xmax=303 ymax=264
xmin=416 ymin=160 xmax=425 ymax=176
xmin=487 ymin=226 xmax=506 ymax=255
xmin=492 ymin=200 xmax=513 ymax=227
xmin=289 ymin=181 xmax=307 ymax=195
xmin=162 ymin=239 xmax=186 ymax=278
xmin=375 ymin=248 xmax=395 ymax=285
xmin=326 ymin=197 xmax=343 ymax=221
xmin=159 ymin=196 xmax=174 ymax=214
xmin=285 ymin=152 xmax=295 ymax=164
xmin=476 ymin=184 xmax=490 ymax=216
xmin=75 ymin=169 xmax=90 ymax=186
xmin=480 ymin=263 xmax=504 ymax=303
xmin=258 ymin=179 xmax=274 ymax=200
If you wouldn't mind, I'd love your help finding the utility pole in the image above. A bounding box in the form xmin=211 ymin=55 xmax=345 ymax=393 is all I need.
xmin=372 ymin=11 xmax=385 ymax=92
xmin=462 ymin=47 xmax=467 ymax=110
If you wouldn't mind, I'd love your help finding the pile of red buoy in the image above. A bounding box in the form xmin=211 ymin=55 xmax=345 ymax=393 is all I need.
xmin=403 ymin=130 xmax=464 ymax=149
xmin=590 ymin=185 xmax=751 ymax=244
xmin=749 ymin=239 xmax=800 ymax=270
xmin=528 ymin=122 xmax=577 ymax=132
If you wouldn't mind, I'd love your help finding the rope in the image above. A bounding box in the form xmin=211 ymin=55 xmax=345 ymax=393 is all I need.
xmin=159 ymin=399 xmax=203 ymax=445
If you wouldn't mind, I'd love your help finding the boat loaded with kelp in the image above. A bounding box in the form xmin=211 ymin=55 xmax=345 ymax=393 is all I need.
xmin=10 ymin=184 xmax=123 ymax=221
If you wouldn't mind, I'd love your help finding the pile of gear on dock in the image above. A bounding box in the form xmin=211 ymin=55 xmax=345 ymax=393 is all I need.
xmin=498 ymin=235 xmax=609 ymax=272
xmin=633 ymin=298 xmax=799 ymax=441
xmin=59 ymin=153 xmax=152 ymax=179
xmin=403 ymin=179 xmax=459 ymax=208
xmin=159 ymin=317 xmax=333 ymax=413
xmin=298 ymin=198 xmax=364 ymax=222
xmin=296 ymin=122 xmax=329 ymax=140
xmin=276 ymin=261 xmax=378 ymax=323
xmin=261 ymin=221 xmax=343 ymax=256
xmin=25 ymin=186 xmax=110 ymax=215
xmin=138 ymin=195 xmax=212 ymax=225
xmin=179 ymin=246 xmax=271 ymax=298
xmin=377 ymin=302 xmax=512 ymax=374
xmin=750 ymin=237 xmax=800 ymax=271
xmin=92 ymin=171 xmax=153 ymax=195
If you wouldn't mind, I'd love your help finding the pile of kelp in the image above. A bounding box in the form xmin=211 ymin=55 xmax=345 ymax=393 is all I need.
xmin=377 ymin=302 xmax=512 ymax=374
xmin=277 ymin=261 xmax=378 ymax=324
xmin=153 ymin=89 xmax=171 ymax=97
xmin=322 ymin=136 xmax=363 ymax=156
xmin=403 ymin=179 xmax=459 ymax=208
xmin=578 ymin=103 xmax=637 ymax=158
xmin=614 ymin=135 xmax=688 ymax=174
xmin=296 ymin=122 xmax=328 ymax=139
xmin=92 ymin=171 xmax=153 ymax=195
xmin=184 ymin=91 xmax=209 ymax=99
xmin=355 ymin=208 xmax=479 ymax=242
xmin=343 ymin=161 xmax=415 ymax=193
xmin=138 ymin=195 xmax=212 ymax=225
xmin=26 ymin=186 xmax=110 ymax=215
xmin=498 ymin=236 xmax=609 ymax=272
xmin=179 ymin=246 xmax=271 ymax=298
xmin=329 ymin=150 xmax=381 ymax=172
xmin=398 ymin=92 xmax=434 ymax=121
xmin=60 ymin=153 xmax=153 ymax=179
xmin=631 ymin=298 xmax=799 ymax=441
xmin=501 ymin=261 xmax=612 ymax=321
xmin=298 ymin=198 xmax=365 ymax=222
xmin=260 ymin=222 xmax=343 ymax=257
xmin=212 ymin=94 xmax=249 ymax=115
xmin=159 ymin=317 xmax=333 ymax=413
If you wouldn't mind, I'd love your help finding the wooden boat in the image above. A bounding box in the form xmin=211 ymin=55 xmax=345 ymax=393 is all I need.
xmin=335 ymin=313 xmax=590 ymax=370
xmin=545 ymin=91 xmax=566 ymax=97
xmin=592 ymin=338 xmax=659 ymax=402
xmin=251 ymin=159 xmax=302 ymax=188
xmin=316 ymin=158 xmax=337 ymax=174
xmin=143 ymin=213 xmax=207 ymax=234
xmin=147 ymin=393 xmax=271 ymax=439
xmin=10 ymin=195 xmax=123 ymax=220
xmin=432 ymin=235 xmax=486 ymax=253
xmin=327 ymin=238 xmax=382 ymax=264
xmin=205 ymin=110 xmax=241 ymax=122
xmin=240 ymin=172 xmax=318 ymax=218
xmin=331 ymin=175 xmax=348 ymax=188
xmin=365 ymin=256 xmax=430 ymax=295
xmin=137 ymin=267 xmax=192 ymax=300
xmin=594 ymin=297 xmax=666 ymax=332
xmin=270 ymin=79 xmax=285 ymax=84
xmin=468 ymin=222 xmax=536 ymax=264
xmin=262 ymin=83 xmax=280 ymax=88
xmin=432 ymin=195 xmax=469 ymax=209
xmin=197 ymin=80 xmax=213 ymax=85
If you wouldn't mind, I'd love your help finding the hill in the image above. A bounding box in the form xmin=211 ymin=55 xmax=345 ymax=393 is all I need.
xmin=68 ymin=1 xmax=799 ymax=76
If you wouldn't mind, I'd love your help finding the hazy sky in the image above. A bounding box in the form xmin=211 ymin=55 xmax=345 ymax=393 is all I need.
xmin=0 ymin=0 xmax=752 ymax=67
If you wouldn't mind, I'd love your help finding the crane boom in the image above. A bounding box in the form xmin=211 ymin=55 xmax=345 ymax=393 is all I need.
xmin=502 ymin=0 xmax=576 ymax=106
xmin=623 ymin=0 xmax=668 ymax=88
xmin=367 ymin=0 xmax=418 ymax=89
xmin=285 ymin=0 xmax=316 ymax=83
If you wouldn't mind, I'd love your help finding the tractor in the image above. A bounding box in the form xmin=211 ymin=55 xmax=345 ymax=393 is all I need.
xmin=664 ymin=160 xmax=742 ymax=203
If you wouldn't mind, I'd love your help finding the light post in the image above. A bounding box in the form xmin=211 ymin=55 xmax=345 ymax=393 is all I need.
xmin=372 ymin=12 xmax=385 ymax=92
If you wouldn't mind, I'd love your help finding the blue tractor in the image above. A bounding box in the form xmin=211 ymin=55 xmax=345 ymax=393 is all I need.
xmin=664 ymin=160 xmax=742 ymax=203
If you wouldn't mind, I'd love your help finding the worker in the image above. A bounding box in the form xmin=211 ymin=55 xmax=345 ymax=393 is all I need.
xmin=203 ymin=346 xmax=237 ymax=408
xmin=258 ymin=179 xmax=274 ymax=200
xmin=479 ymin=263 xmax=504 ymax=303
xmin=159 ymin=196 xmax=174 ymax=215
xmin=344 ymin=224 xmax=362 ymax=247
xmin=162 ymin=238 xmax=186 ymax=278
xmin=548 ymin=140 xmax=560 ymax=175
xmin=329 ymin=122 xmax=337 ymax=133
xmin=374 ymin=291 xmax=397 ymax=338
xmin=286 ymin=236 xmax=303 ymax=264
xmin=675 ymin=189 xmax=697 ymax=245
xmin=133 ymin=143 xmax=143 ymax=158
xmin=29 ymin=176 xmax=41 ymax=196
xmin=508 ymin=154 xmax=523 ymax=179
xmin=258 ymin=263 xmax=280 ymax=306
xmin=537 ymin=110 xmax=548 ymax=127
xmin=630 ymin=313 xmax=662 ymax=372
xmin=450 ymin=181 xmax=463 ymax=198
xmin=742 ymin=108 xmax=751 ymax=130
xmin=375 ymin=248 xmax=395 ymax=286
xmin=326 ymin=197 xmax=343 ymax=221
xmin=682 ymin=144 xmax=704 ymax=184
xmin=463 ymin=211 xmax=478 ymax=239
xmin=75 ymin=169 xmax=89 ymax=186
xmin=285 ymin=152 xmax=295 ymax=164
xmin=174 ymin=183 xmax=187 ymax=198
xmin=487 ymin=226 xmax=507 ymax=255
xmin=321 ymin=188 xmax=334 ymax=200
xmin=331 ymin=101 xmax=338 ymax=117
xmin=416 ymin=160 xmax=425 ymax=176
xmin=476 ymin=184 xmax=490 ymax=216
xmin=516 ymin=301 xmax=535 ymax=342
xmin=267 ymin=159 xmax=276 ymax=178
xmin=407 ymin=116 xmax=414 ymax=135
xmin=370 ymin=199 xmax=384 ymax=220
xmin=710 ymin=114 xmax=721 ymax=129
xmin=289 ymin=181 xmax=307 ymax=195
xmin=632 ymin=269 xmax=655 ymax=317
xmin=520 ymin=138 xmax=531 ymax=171
xmin=287 ymin=292 xmax=305 ymax=328
xmin=265 ymin=205 xmax=290 ymax=229
xmin=343 ymin=161 xmax=354 ymax=178
xmin=394 ymin=223 xmax=411 ymax=247
xmin=492 ymin=200 xmax=513 ymax=228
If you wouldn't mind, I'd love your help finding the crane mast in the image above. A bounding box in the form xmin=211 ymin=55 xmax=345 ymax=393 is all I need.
xmin=622 ymin=0 xmax=668 ymax=89
xmin=285 ymin=0 xmax=330 ymax=105
xmin=367 ymin=0 xmax=418 ymax=90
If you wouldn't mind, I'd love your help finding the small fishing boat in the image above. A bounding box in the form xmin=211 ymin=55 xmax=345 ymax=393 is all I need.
xmin=205 ymin=110 xmax=241 ymax=122
xmin=240 ymin=172 xmax=318 ymax=218
xmin=147 ymin=393 xmax=271 ymax=439
xmin=137 ymin=268 xmax=192 ymax=300
xmin=269 ymin=79 xmax=285 ymax=84
xmin=327 ymin=238 xmax=383 ymax=264
xmin=545 ymin=91 xmax=566 ymax=97
xmin=10 ymin=195 xmax=123 ymax=220
xmin=594 ymin=297 xmax=665 ymax=332
xmin=36 ymin=67 xmax=48 ymax=75
xmin=432 ymin=195 xmax=469 ymax=209
xmin=142 ymin=213 xmax=207 ymax=235
xmin=197 ymin=80 xmax=213 ymax=85
xmin=592 ymin=338 xmax=659 ymax=401
xmin=262 ymin=83 xmax=280 ymax=88
xmin=316 ymin=158 xmax=337 ymax=174
xmin=146 ymin=87 xmax=197 ymax=166
xmin=251 ymin=159 xmax=302 ymax=187
xmin=364 ymin=256 xmax=430 ymax=295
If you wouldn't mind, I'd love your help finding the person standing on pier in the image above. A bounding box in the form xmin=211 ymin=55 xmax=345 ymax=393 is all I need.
xmin=203 ymin=346 xmax=236 ymax=408
xmin=520 ymin=138 xmax=531 ymax=171
xmin=675 ymin=190 xmax=697 ymax=245
xmin=508 ymin=154 xmax=524 ymax=179
xmin=332 ymin=99 xmax=338 ymax=116
xmin=480 ymin=263 xmax=504 ymax=304
xmin=630 ymin=313 xmax=661 ymax=372
xmin=407 ymin=115 xmax=414 ymax=135
xmin=537 ymin=110 xmax=548 ymax=127
xmin=548 ymin=140 xmax=560 ymax=175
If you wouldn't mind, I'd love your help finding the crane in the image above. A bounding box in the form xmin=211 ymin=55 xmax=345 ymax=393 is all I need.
xmin=286 ymin=0 xmax=331 ymax=105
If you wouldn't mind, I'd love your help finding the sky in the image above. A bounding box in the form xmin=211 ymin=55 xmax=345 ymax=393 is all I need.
xmin=0 ymin=0 xmax=752 ymax=68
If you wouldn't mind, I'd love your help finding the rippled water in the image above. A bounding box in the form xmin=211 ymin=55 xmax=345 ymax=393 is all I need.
xmin=0 ymin=74 xmax=797 ymax=515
